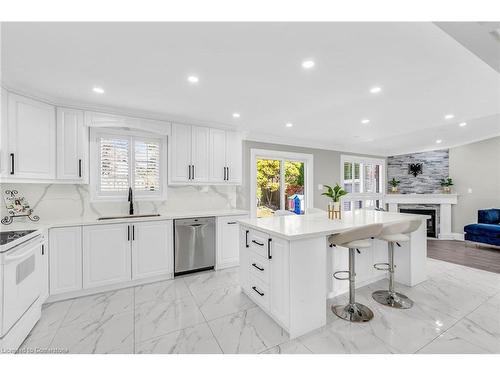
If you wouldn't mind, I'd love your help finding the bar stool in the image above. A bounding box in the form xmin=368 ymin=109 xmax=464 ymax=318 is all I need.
xmin=328 ymin=223 xmax=384 ymax=322
xmin=372 ymin=220 xmax=422 ymax=309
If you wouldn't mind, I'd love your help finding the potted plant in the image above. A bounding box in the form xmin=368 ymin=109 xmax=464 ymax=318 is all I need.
xmin=388 ymin=177 xmax=401 ymax=193
xmin=322 ymin=183 xmax=348 ymax=219
xmin=440 ymin=177 xmax=454 ymax=193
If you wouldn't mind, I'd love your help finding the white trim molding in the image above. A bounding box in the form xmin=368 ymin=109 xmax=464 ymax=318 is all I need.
xmin=384 ymin=193 xmax=459 ymax=240
xmin=250 ymin=148 xmax=314 ymax=218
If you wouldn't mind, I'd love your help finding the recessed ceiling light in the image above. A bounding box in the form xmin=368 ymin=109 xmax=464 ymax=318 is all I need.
xmin=361 ymin=119 xmax=370 ymax=124
xmin=285 ymin=123 xmax=293 ymax=128
xmin=459 ymin=122 xmax=467 ymax=127
xmin=444 ymin=114 xmax=455 ymax=120
xmin=436 ymin=139 xmax=443 ymax=144
xmin=232 ymin=113 xmax=241 ymax=118
xmin=302 ymin=60 xmax=315 ymax=69
xmin=92 ymin=86 xmax=104 ymax=94
xmin=187 ymin=76 xmax=199 ymax=84
xmin=370 ymin=86 xmax=382 ymax=94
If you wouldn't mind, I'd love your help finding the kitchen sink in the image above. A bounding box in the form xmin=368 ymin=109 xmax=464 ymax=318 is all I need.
xmin=97 ymin=214 xmax=161 ymax=221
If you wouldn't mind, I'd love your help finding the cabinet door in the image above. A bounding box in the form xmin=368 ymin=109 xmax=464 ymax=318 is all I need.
xmin=170 ymin=123 xmax=192 ymax=183
xmin=56 ymin=107 xmax=86 ymax=181
xmin=209 ymin=128 xmax=226 ymax=182
xmin=132 ymin=220 xmax=173 ymax=280
xmin=8 ymin=93 xmax=56 ymax=179
xmin=83 ymin=224 xmax=131 ymax=289
xmin=0 ymin=88 xmax=8 ymax=177
xmin=239 ymin=227 xmax=250 ymax=293
xmin=217 ymin=215 xmax=247 ymax=269
xmin=191 ymin=126 xmax=210 ymax=182
xmin=225 ymin=131 xmax=242 ymax=184
xmin=49 ymin=227 xmax=83 ymax=295
xmin=269 ymin=237 xmax=290 ymax=327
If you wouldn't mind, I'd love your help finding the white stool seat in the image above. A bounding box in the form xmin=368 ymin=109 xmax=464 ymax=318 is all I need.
xmin=342 ymin=239 xmax=372 ymax=249
xmin=378 ymin=233 xmax=410 ymax=243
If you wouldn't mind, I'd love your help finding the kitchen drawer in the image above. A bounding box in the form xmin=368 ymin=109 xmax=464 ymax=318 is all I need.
xmin=248 ymin=252 xmax=270 ymax=285
xmin=247 ymin=229 xmax=270 ymax=259
xmin=248 ymin=274 xmax=269 ymax=310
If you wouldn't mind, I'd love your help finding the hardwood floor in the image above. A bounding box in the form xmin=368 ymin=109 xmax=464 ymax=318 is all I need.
xmin=427 ymin=240 xmax=500 ymax=274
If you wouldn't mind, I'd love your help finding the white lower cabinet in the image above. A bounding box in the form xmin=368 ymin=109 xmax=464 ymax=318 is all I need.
xmin=216 ymin=214 xmax=248 ymax=269
xmin=132 ymin=220 xmax=173 ymax=280
xmin=49 ymin=226 xmax=83 ymax=295
xmin=83 ymin=224 xmax=131 ymax=289
xmin=240 ymin=227 xmax=290 ymax=329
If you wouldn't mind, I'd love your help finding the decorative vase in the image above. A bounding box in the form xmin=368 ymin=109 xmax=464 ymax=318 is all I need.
xmin=443 ymin=186 xmax=451 ymax=193
xmin=328 ymin=202 xmax=342 ymax=220
xmin=390 ymin=186 xmax=398 ymax=193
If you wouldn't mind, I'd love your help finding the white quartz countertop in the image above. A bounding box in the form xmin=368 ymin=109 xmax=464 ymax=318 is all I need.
xmin=238 ymin=210 xmax=430 ymax=240
xmin=0 ymin=208 xmax=249 ymax=233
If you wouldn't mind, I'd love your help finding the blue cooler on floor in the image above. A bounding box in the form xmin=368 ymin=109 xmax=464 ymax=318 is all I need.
xmin=464 ymin=209 xmax=500 ymax=247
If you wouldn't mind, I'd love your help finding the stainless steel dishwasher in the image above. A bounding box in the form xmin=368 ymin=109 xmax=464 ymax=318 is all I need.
xmin=174 ymin=217 xmax=215 ymax=276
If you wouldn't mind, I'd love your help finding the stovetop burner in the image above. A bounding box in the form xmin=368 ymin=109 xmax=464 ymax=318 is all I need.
xmin=0 ymin=230 xmax=37 ymax=246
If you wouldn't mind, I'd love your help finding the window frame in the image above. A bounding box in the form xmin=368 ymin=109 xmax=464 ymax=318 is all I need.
xmin=340 ymin=154 xmax=386 ymax=211
xmin=90 ymin=128 xmax=167 ymax=202
xmin=250 ymin=148 xmax=314 ymax=218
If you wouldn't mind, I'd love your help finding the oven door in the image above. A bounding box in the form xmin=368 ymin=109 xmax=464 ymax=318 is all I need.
xmin=2 ymin=236 xmax=42 ymax=335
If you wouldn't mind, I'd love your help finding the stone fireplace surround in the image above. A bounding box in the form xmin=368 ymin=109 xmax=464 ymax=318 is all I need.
xmin=384 ymin=194 xmax=459 ymax=240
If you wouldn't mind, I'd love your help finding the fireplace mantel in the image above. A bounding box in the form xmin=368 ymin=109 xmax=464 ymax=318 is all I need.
xmin=384 ymin=193 xmax=459 ymax=240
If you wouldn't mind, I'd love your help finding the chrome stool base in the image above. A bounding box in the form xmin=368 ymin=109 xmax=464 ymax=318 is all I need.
xmin=372 ymin=290 xmax=414 ymax=309
xmin=332 ymin=302 xmax=374 ymax=322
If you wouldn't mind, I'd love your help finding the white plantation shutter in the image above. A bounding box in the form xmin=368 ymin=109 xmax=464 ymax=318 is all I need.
xmin=134 ymin=139 xmax=161 ymax=192
xmin=100 ymin=136 xmax=130 ymax=192
xmin=94 ymin=130 xmax=164 ymax=199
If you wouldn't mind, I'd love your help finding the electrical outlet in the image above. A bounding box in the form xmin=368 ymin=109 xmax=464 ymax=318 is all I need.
xmin=467 ymin=188 xmax=473 ymax=194
xmin=318 ymin=184 xmax=324 ymax=191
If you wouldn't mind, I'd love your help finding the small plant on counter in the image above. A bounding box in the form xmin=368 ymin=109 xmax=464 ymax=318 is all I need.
xmin=440 ymin=177 xmax=454 ymax=193
xmin=388 ymin=177 xmax=401 ymax=193
xmin=322 ymin=184 xmax=347 ymax=219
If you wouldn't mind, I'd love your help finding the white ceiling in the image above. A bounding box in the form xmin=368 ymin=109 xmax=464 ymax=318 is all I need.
xmin=2 ymin=22 xmax=499 ymax=156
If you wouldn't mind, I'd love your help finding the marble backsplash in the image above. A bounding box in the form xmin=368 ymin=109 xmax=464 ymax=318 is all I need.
xmin=0 ymin=183 xmax=238 ymax=222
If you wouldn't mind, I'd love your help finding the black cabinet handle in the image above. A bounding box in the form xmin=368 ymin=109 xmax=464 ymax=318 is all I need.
xmin=41 ymin=244 xmax=45 ymax=255
xmin=252 ymin=286 xmax=265 ymax=296
xmin=132 ymin=225 xmax=135 ymax=241
xmin=227 ymin=221 xmax=237 ymax=225
xmin=127 ymin=225 xmax=130 ymax=241
xmin=10 ymin=153 xmax=14 ymax=175
xmin=245 ymin=230 xmax=249 ymax=248
xmin=78 ymin=159 xmax=82 ymax=178
xmin=252 ymin=263 xmax=264 ymax=271
xmin=192 ymin=164 xmax=195 ymax=179
xmin=226 ymin=167 xmax=229 ymax=181
xmin=223 ymin=167 xmax=226 ymax=181
xmin=188 ymin=165 xmax=191 ymax=180
xmin=268 ymin=238 xmax=272 ymax=259
xmin=252 ymin=240 xmax=264 ymax=246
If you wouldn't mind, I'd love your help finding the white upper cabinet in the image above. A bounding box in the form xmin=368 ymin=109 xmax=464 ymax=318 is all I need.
xmin=56 ymin=107 xmax=88 ymax=182
xmin=191 ymin=126 xmax=210 ymax=182
xmin=208 ymin=128 xmax=242 ymax=184
xmin=170 ymin=123 xmax=192 ymax=183
xmin=209 ymin=128 xmax=227 ymax=182
xmin=6 ymin=93 xmax=56 ymax=180
xmin=225 ymin=130 xmax=242 ymax=184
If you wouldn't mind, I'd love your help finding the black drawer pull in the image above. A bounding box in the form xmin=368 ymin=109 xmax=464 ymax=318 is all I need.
xmin=227 ymin=221 xmax=237 ymax=225
xmin=252 ymin=263 xmax=264 ymax=271
xmin=252 ymin=286 xmax=264 ymax=296
xmin=10 ymin=153 xmax=14 ymax=175
xmin=78 ymin=159 xmax=82 ymax=178
xmin=245 ymin=230 xmax=249 ymax=248
xmin=252 ymin=240 xmax=264 ymax=246
xmin=268 ymin=238 xmax=272 ymax=259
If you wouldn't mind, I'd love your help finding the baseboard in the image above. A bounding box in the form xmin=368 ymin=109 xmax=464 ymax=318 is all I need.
xmin=437 ymin=233 xmax=464 ymax=241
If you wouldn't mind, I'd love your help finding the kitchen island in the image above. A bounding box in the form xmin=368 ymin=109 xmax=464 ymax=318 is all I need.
xmin=238 ymin=209 xmax=428 ymax=338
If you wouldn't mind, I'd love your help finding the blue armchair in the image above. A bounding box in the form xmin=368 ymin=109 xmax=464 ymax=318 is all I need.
xmin=464 ymin=209 xmax=500 ymax=247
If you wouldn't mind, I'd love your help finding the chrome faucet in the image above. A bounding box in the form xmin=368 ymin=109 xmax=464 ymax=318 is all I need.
xmin=128 ymin=187 xmax=134 ymax=215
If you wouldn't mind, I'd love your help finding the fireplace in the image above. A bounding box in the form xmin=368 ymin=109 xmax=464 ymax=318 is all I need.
xmin=399 ymin=208 xmax=437 ymax=238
